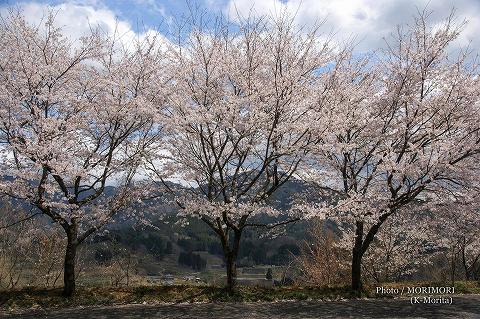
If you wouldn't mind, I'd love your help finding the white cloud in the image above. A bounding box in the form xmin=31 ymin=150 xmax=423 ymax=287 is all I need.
xmin=3 ymin=1 xmax=479 ymax=54
xmin=133 ymin=0 xmax=172 ymax=24
xmin=1 ymin=2 xmax=132 ymax=40
xmin=0 ymin=1 xmax=171 ymax=52
xmin=222 ymin=0 xmax=480 ymax=52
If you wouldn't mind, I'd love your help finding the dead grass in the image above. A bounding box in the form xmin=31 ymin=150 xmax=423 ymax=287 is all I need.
xmin=0 ymin=285 xmax=358 ymax=312
xmin=1 ymin=281 xmax=478 ymax=313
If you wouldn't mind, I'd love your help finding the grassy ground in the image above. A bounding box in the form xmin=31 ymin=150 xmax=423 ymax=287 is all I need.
xmin=1 ymin=281 xmax=479 ymax=313
xmin=0 ymin=285 xmax=355 ymax=312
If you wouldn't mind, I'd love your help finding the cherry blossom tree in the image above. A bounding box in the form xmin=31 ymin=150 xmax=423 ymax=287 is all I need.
xmin=0 ymin=11 xmax=165 ymax=296
xmin=359 ymin=210 xmax=437 ymax=283
xmin=303 ymin=11 xmax=480 ymax=291
xmin=432 ymin=196 xmax=480 ymax=282
xmin=146 ymin=12 xmax=333 ymax=292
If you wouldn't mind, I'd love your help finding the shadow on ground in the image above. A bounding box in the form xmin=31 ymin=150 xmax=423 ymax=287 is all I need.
xmin=2 ymin=295 xmax=480 ymax=319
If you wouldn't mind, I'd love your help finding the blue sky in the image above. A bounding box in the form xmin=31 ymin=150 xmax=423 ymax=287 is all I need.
xmin=0 ymin=0 xmax=198 ymax=31
xmin=1 ymin=0 xmax=480 ymax=52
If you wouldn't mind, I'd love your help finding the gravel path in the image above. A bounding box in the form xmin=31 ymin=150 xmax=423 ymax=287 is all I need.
xmin=3 ymin=295 xmax=480 ymax=319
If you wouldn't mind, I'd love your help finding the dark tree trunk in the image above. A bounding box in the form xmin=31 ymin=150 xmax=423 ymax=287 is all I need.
xmin=350 ymin=211 xmax=392 ymax=292
xmin=63 ymin=224 xmax=78 ymax=297
xmin=451 ymin=246 xmax=457 ymax=286
xmin=220 ymin=229 xmax=242 ymax=293
xmin=351 ymin=250 xmax=363 ymax=291
xmin=201 ymin=214 xmax=246 ymax=294
xmin=351 ymin=221 xmax=364 ymax=292
xmin=462 ymin=244 xmax=471 ymax=281
xmin=225 ymin=253 xmax=237 ymax=292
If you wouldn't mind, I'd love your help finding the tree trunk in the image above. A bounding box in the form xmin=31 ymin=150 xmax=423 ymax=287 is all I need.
xmin=202 ymin=215 xmax=244 ymax=294
xmin=350 ymin=212 xmax=391 ymax=292
xmin=451 ymin=246 xmax=456 ymax=286
xmin=351 ymin=221 xmax=364 ymax=292
xmin=63 ymin=225 xmax=78 ymax=297
xmin=461 ymin=238 xmax=475 ymax=281
xmin=462 ymin=247 xmax=471 ymax=281
xmin=352 ymin=251 xmax=362 ymax=291
xmin=226 ymin=253 xmax=237 ymax=293
xmin=221 ymin=229 xmax=242 ymax=294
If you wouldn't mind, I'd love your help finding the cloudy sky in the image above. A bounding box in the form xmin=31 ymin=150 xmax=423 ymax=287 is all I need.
xmin=1 ymin=0 xmax=480 ymax=52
